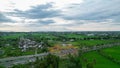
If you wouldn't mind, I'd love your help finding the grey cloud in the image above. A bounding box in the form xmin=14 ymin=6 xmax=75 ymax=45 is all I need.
xmin=25 ymin=20 xmax=55 ymax=27
xmin=0 ymin=13 xmax=13 ymax=23
xmin=63 ymin=0 xmax=120 ymax=23
xmin=37 ymin=20 xmax=55 ymax=25
xmin=8 ymin=3 xmax=61 ymax=19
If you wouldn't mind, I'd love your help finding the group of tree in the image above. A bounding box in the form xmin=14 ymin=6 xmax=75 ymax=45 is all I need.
xmin=66 ymin=54 xmax=82 ymax=68
xmin=12 ymin=54 xmax=60 ymax=68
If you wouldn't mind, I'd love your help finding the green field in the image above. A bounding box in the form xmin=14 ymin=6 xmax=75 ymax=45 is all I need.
xmin=59 ymin=51 xmax=120 ymax=68
xmin=102 ymin=46 xmax=120 ymax=60
xmin=70 ymin=40 xmax=120 ymax=47
xmin=81 ymin=51 xmax=120 ymax=68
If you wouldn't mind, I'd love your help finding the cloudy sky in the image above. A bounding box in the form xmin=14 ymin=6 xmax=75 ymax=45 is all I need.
xmin=0 ymin=0 xmax=120 ymax=32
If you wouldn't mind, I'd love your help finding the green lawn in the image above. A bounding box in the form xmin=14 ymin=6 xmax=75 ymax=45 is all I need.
xmin=81 ymin=51 xmax=120 ymax=68
xmin=70 ymin=40 xmax=120 ymax=47
xmin=102 ymin=46 xmax=120 ymax=60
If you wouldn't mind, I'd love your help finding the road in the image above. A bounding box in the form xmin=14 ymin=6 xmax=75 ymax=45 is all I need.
xmin=0 ymin=52 xmax=49 ymax=67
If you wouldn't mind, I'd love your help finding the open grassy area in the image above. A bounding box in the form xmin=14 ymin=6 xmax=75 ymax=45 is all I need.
xmin=70 ymin=40 xmax=120 ymax=47
xmin=102 ymin=46 xmax=120 ymax=60
xmin=81 ymin=51 xmax=120 ymax=68
xmin=58 ymin=51 xmax=120 ymax=68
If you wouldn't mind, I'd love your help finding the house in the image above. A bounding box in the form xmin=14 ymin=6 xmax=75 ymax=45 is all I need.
xmin=19 ymin=37 xmax=43 ymax=51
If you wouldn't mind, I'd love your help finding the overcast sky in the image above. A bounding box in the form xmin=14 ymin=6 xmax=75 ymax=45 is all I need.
xmin=0 ymin=0 xmax=120 ymax=32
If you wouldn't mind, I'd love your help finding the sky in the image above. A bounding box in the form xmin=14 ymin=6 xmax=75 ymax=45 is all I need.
xmin=0 ymin=0 xmax=120 ymax=32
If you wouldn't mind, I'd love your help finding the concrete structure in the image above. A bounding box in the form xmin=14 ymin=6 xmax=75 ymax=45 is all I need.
xmin=19 ymin=37 xmax=43 ymax=51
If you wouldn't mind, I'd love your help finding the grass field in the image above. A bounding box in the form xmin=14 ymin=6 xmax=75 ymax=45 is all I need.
xmin=70 ymin=40 xmax=120 ymax=47
xmin=81 ymin=51 xmax=120 ymax=68
xmin=59 ymin=51 xmax=120 ymax=68
xmin=102 ymin=46 xmax=120 ymax=60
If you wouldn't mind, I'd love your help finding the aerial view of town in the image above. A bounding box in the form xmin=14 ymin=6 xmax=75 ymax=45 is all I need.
xmin=0 ymin=0 xmax=120 ymax=68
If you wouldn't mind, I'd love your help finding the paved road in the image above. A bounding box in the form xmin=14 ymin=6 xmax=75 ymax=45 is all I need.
xmin=0 ymin=52 xmax=49 ymax=67
xmin=0 ymin=43 xmax=120 ymax=67
xmin=80 ymin=43 xmax=120 ymax=53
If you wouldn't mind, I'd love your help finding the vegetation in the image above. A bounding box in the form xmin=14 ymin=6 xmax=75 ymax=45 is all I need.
xmin=66 ymin=55 xmax=82 ymax=68
xmin=101 ymin=46 xmax=120 ymax=60
xmin=81 ymin=51 xmax=120 ymax=68
xmin=12 ymin=54 xmax=60 ymax=68
xmin=70 ymin=40 xmax=120 ymax=47
xmin=0 ymin=32 xmax=120 ymax=68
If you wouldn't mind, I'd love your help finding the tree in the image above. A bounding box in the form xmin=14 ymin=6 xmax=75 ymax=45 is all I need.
xmin=46 ymin=54 xmax=60 ymax=68
xmin=67 ymin=55 xmax=82 ymax=68
xmin=34 ymin=54 xmax=59 ymax=68
xmin=0 ymin=65 xmax=5 ymax=68
xmin=12 ymin=64 xmax=28 ymax=68
xmin=86 ymin=62 xmax=94 ymax=68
